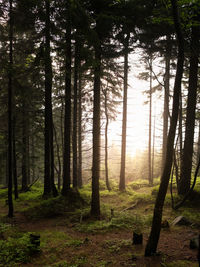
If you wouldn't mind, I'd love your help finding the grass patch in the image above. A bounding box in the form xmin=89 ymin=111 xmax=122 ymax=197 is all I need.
xmin=76 ymin=212 xmax=152 ymax=233
xmin=103 ymin=239 xmax=132 ymax=253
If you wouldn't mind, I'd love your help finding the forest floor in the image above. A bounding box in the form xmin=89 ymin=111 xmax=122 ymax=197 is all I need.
xmin=0 ymin=179 xmax=200 ymax=267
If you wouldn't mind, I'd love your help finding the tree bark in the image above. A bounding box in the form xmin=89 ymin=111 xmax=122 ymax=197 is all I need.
xmin=72 ymin=38 xmax=80 ymax=189
xmin=22 ymin=89 xmax=28 ymax=191
xmin=161 ymin=36 xmax=171 ymax=173
xmin=78 ymin=69 xmax=83 ymax=188
xmin=8 ymin=0 xmax=14 ymax=218
xmin=179 ymin=24 xmax=199 ymax=195
xmin=148 ymin=54 xmax=153 ymax=185
xmin=145 ymin=0 xmax=184 ymax=255
xmin=104 ymin=88 xmax=111 ymax=191
xmin=62 ymin=1 xmax=72 ymax=195
xmin=119 ymin=33 xmax=129 ymax=191
xmin=13 ymin=117 xmax=18 ymax=200
xmin=91 ymin=42 xmax=101 ymax=218
xmin=44 ymin=0 xmax=57 ymax=196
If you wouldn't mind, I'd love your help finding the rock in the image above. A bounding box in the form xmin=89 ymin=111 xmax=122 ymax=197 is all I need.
xmin=161 ymin=220 xmax=170 ymax=228
xmin=171 ymin=216 xmax=191 ymax=226
xmin=132 ymin=232 xmax=143 ymax=245
xmin=190 ymin=236 xmax=199 ymax=249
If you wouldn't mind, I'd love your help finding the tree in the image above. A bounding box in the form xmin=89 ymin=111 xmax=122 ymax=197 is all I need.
xmin=119 ymin=32 xmax=129 ymax=191
xmin=8 ymin=0 xmax=14 ymax=217
xmin=145 ymin=0 xmax=184 ymax=256
xmin=62 ymin=0 xmax=72 ymax=195
xmin=179 ymin=16 xmax=200 ymax=195
xmin=43 ymin=0 xmax=57 ymax=197
xmin=72 ymin=35 xmax=80 ymax=189
xmin=104 ymin=87 xmax=111 ymax=191
xmin=161 ymin=35 xmax=171 ymax=173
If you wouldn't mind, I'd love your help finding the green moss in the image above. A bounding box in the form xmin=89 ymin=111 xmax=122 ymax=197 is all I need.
xmin=0 ymin=232 xmax=40 ymax=266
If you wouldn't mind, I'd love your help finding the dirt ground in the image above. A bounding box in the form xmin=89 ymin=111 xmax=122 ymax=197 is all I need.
xmin=4 ymin=208 xmax=199 ymax=266
xmin=1 ymin=187 xmax=200 ymax=267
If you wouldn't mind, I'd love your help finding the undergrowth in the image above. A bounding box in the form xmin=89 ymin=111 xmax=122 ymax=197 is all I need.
xmin=0 ymin=232 xmax=39 ymax=266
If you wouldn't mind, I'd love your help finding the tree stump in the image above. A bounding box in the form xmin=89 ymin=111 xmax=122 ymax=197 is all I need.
xmin=132 ymin=232 xmax=143 ymax=245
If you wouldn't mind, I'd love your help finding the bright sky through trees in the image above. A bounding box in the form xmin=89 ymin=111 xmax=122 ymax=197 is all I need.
xmin=108 ymin=52 xmax=164 ymax=158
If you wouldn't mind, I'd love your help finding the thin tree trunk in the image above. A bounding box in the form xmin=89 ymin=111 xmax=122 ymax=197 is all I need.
xmin=104 ymin=88 xmax=111 ymax=191
xmin=119 ymin=33 xmax=129 ymax=191
xmin=44 ymin=0 xmax=54 ymax=196
xmin=151 ymin=108 xmax=156 ymax=180
xmin=77 ymin=69 xmax=83 ymax=188
xmin=148 ymin=54 xmax=153 ymax=185
xmin=31 ymin=134 xmax=35 ymax=182
xmin=53 ymin=123 xmax=61 ymax=190
xmin=179 ymin=24 xmax=199 ymax=195
xmin=161 ymin=36 xmax=171 ymax=173
xmin=50 ymin=122 xmax=58 ymax=197
xmin=22 ymin=92 xmax=28 ymax=191
xmin=91 ymin=42 xmax=101 ymax=218
xmin=62 ymin=1 xmax=71 ymax=195
xmin=13 ymin=117 xmax=18 ymax=199
xmin=145 ymin=0 xmax=184 ymax=255
xmin=8 ymin=0 xmax=14 ymax=218
xmin=72 ymin=38 xmax=80 ymax=189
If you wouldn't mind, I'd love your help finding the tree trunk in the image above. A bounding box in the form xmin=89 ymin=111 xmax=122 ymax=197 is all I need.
xmin=13 ymin=117 xmax=18 ymax=199
xmin=145 ymin=0 xmax=184 ymax=255
xmin=50 ymin=122 xmax=58 ymax=197
xmin=104 ymin=88 xmax=111 ymax=191
xmin=151 ymin=108 xmax=156 ymax=180
xmin=119 ymin=33 xmax=129 ymax=191
xmin=8 ymin=0 xmax=14 ymax=218
xmin=179 ymin=24 xmax=199 ymax=195
xmin=78 ymin=69 xmax=83 ymax=188
xmin=31 ymin=133 xmax=35 ymax=182
xmin=22 ymin=90 xmax=28 ymax=191
xmin=62 ymin=1 xmax=72 ymax=195
xmin=44 ymin=0 xmax=56 ymax=196
xmin=91 ymin=43 xmax=101 ymax=218
xmin=72 ymin=38 xmax=80 ymax=189
xmin=148 ymin=54 xmax=153 ymax=185
xmin=53 ymin=123 xmax=61 ymax=190
xmin=161 ymin=36 xmax=171 ymax=173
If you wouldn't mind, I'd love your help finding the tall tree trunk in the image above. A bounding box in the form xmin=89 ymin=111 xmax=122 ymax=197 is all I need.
xmin=148 ymin=54 xmax=153 ymax=185
xmin=91 ymin=41 xmax=101 ymax=218
xmin=161 ymin=36 xmax=171 ymax=173
xmin=31 ymin=133 xmax=35 ymax=182
xmin=119 ymin=33 xmax=129 ymax=191
xmin=151 ymin=108 xmax=156 ymax=180
xmin=44 ymin=0 xmax=56 ymax=196
xmin=22 ymin=91 xmax=28 ymax=191
xmin=104 ymin=88 xmax=111 ymax=191
xmin=62 ymin=1 xmax=71 ymax=195
xmin=72 ymin=38 xmax=80 ymax=189
xmin=179 ymin=24 xmax=199 ymax=195
xmin=145 ymin=0 xmax=184 ymax=255
xmin=13 ymin=117 xmax=18 ymax=199
xmin=77 ymin=68 xmax=83 ymax=188
xmin=50 ymin=122 xmax=58 ymax=197
xmin=8 ymin=0 xmax=14 ymax=218
xmin=53 ymin=123 xmax=61 ymax=190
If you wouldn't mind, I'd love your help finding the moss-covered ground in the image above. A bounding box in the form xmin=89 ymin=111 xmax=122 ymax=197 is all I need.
xmin=0 ymin=179 xmax=199 ymax=266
